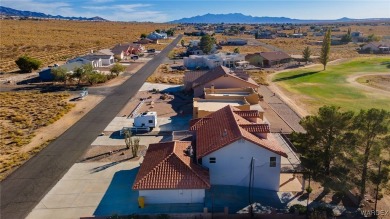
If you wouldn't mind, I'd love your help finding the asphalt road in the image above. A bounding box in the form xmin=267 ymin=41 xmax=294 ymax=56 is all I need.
xmin=0 ymin=35 xmax=183 ymax=219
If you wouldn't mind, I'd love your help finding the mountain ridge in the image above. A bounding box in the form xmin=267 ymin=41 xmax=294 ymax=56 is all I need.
xmin=170 ymin=13 xmax=390 ymax=24
xmin=0 ymin=6 xmax=107 ymax=21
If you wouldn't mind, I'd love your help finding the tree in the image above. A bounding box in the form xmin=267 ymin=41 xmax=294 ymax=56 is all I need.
xmin=110 ymin=63 xmax=126 ymax=76
xmin=155 ymin=29 xmax=161 ymax=33
xmin=341 ymin=28 xmax=352 ymax=43
xmin=15 ymin=55 xmax=42 ymax=73
xmin=72 ymin=66 xmax=87 ymax=86
xmin=302 ymin=46 xmax=312 ymax=63
xmin=180 ymin=39 xmax=185 ymax=47
xmin=140 ymin=33 xmax=147 ymax=39
xmin=319 ymin=28 xmax=331 ymax=70
xmin=199 ymin=34 xmax=214 ymax=54
xmin=350 ymin=109 xmax=390 ymax=201
xmin=367 ymin=34 xmax=381 ymax=42
xmin=51 ymin=67 xmax=69 ymax=86
xmin=166 ymin=29 xmax=175 ymax=37
xmin=233 ymin=47 xmax=240 ymax=54
xmin=293 ymin=106 xmax=354 ymax=175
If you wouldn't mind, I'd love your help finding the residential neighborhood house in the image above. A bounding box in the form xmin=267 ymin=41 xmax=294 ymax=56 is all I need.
xmin=361 ymin=41 xmax=390 ymax=54
xmin=190 ymin=105 xmax=287 ymax=191
xmin=147 ymin=31 xmax=168 ymax=40
xmin=245 ymin=51 xmax=291 ymax=67
xmin=183 ymin=52 xmax=246 ymax=70
xmin=184 ymin=66 xmax=259 ymax=97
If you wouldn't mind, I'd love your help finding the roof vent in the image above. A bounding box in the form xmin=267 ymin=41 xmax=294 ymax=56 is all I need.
xmin=222 ymin=129 xmax=227 ymax=137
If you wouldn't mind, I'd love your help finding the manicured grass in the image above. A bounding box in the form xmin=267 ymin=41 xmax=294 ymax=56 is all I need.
xmin=272 ymin=57 xmax=390 ymax=113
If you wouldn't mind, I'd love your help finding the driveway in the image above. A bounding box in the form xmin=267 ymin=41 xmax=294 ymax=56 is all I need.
xmin=1 ymin=35 xmax=183 ymax=219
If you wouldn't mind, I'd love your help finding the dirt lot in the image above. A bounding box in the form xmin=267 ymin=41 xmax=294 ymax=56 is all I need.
xmin=118 ymin=90 xmax=193 ymax=118
xmin=0 ymin=20 xmax=174 ymax=72
xmin=0 ymin=92 xmax=104 ymax=180
xmin=146 ymin=63 xmax=185 ymax=85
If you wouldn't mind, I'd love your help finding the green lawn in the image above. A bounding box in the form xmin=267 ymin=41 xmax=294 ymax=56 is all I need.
xmin=273 ymin=57 xmax=390 ymax=114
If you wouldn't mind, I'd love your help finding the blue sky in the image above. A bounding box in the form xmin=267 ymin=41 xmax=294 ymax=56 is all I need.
xmin=2 ymin=0 xmax=389 ymax=22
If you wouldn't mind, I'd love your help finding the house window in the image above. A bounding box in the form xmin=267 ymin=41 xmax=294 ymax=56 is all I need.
xmin=209 ymin=157 xmax=216 ymax=163
xmin=148 ymin=120 xmax=153 ymax=123
xmin=270 ymin=157 xmax=276 ymax=167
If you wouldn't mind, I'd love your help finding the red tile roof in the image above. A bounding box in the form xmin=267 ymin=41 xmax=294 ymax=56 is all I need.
xmin=233 ymin=110 xmax=261 ymax=118
xmin=194 ymin=105 xmax=287 ymax=159
xmin=189 ymin=117 xmax=212 ymax=131
xmin=132 ymin=141 xmax=210 ymax=190
xmin=191 ymin=66 xmax=258 ymax=88
xmin=240 ymin=124 xmax=270 ymax=133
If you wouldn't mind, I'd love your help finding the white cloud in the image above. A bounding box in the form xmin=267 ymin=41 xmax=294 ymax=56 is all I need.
xmin=1 ymin=0 xmax=168 ymax=22
xmin=1 ymin=0 xmax=71 ymax=15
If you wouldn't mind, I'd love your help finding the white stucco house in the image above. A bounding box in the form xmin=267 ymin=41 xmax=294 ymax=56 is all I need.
xmin=147 ymin=31 xmax=168 ymax=40
xmin=183 ymin=52 xmax=246 ymax=69
xmin=132 ymin=141 xmax=210 ymax=204
xmin=67 ymin=57 xmax=102 ymax=68
xmin=190 ymin=105 xmax=288 ymax=191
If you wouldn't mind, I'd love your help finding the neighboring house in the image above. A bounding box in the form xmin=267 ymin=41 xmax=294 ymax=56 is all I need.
xmin=183 ymin=53 xmax=246 ymax=70
xmin=289 ymin=33 xmax=304 ymax=38
xmin=351 ymin=31 xmax=363 ymax=38
xmin=111 ymin=43 xmax=145 ymax=59
xmin=276 ymin=32 xmax=288 ymax=38
xmin=255 ymin=31 xmax=276 ymax=39
xmin=136 ymin=38 xmax=158 ymax=44
xmin=220 ymin=39 xmax=248 ymax=46
xmin=190 ymin=105 xmax=287 ymax=191
xmin=193 ymin=87 xmax=264 ymax=119
xmin=361 ymin=42 xmax=390 ymax=54
xmin=39 ymin=61 xmax=84 ymax=81
xmin=79 ymin=50 xmax=114 ymax=66
xmin=132 ymin=141 xmax=210 ymax=204
xmin=260 ymin=52 xmax=291 ymax=67
xmin=67 ymin=57 xmax=101 ymax=68
xmin=147 ymin=31 xmax=167 ymax=40
xmin=186 ymin=66 xmax=259 ymax=97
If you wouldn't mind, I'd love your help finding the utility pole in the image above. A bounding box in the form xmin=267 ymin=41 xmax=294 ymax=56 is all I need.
xmin=374 ymin=160 xmax=382 ymax=219
xmin=306 ymin=170 xmax=311 ymax=219
xmin=248 ymin=157 xmax=254 ymax=218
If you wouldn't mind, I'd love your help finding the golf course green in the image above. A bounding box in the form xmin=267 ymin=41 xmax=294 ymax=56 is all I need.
xmin=272 ymin=57 xmax=390 ymax=114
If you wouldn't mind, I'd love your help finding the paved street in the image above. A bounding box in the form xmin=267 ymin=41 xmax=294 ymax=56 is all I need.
xmin=0 ymin=35 xmax=183 ymax=219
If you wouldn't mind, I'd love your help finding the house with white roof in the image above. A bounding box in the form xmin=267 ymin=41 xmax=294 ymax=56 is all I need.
xmin=183 ymin=53 xmax=246 ymax=70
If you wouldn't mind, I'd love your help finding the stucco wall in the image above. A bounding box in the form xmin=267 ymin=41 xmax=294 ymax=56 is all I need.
xmin=139 ymin=189 xmax=205 ymax=204
xmin=202 ymin=138 xmax=281 ymax=191
xmin=194 ymin=76 xmax=258 ymax=97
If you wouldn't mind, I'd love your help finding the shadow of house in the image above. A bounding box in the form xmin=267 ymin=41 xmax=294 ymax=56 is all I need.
xmin=94 ymin=168 xmax=140 ymax=216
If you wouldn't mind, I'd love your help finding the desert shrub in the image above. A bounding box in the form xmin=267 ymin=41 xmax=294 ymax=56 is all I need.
xmin=15 ymin=55 xmax=42 ymax=73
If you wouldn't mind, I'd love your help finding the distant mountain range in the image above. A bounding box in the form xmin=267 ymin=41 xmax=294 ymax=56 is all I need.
xmin=171 ymin=13 xmax=390 ymax=24
xmin=0 ymin=6 xmax=107 ymax=21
